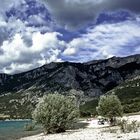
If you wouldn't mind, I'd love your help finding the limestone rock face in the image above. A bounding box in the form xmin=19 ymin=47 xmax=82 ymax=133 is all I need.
xmin=0 ymin=54 xmax=140 ymax=97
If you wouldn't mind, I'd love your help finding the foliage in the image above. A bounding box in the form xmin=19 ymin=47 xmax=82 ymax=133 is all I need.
xmin=69 ymin=89 xmax=85 ymax=108
xmin=24 ymin=123 xmax=35 ymax=131
xmin=108 ymin=78 xmax=140 ymax=113
xmin=118 ymin=119 xmax=139 ymax=133
xmin=80 ymin=78 xmax=140 ymax=117
xmin=96 ymin=94 xmax=123 ymax=123
xmin=32 ymin=94 xmax=79 ymax=134
xmin=80 ymin=99 xmax=98 ymax=117
xmin=0 ymin=78 xmax=140 ymax=119
xmin=0 ymin=92 xmax=35 ymax=119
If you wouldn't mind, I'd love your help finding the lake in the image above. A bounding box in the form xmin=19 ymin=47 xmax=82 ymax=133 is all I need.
xmin=0 ymin=120 xmax=42 ymax=140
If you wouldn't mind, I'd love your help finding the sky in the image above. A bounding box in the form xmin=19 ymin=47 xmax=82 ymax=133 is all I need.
xmin=0 ymin=0 xmax=140 ymax=74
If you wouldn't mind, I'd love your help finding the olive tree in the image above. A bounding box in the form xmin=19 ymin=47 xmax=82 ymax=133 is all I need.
xmin=32 ymin=94 xmax=79 ymax=134
xmin=69 ymin=89 xmax=85 ymax=108
xmin=96 ymin=94 xmax=123 ymax=125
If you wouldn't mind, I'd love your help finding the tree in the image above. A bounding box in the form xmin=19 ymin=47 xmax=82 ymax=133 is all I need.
xmin=96 ymin=94 xmax=123 ymax=125
xmin=32 ymin=94 xmax=79 ymax=134
xmin=69 ymin=89 xmax=85 ymax=108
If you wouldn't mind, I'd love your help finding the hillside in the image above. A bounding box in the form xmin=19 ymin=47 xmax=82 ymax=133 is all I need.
xmin=80 ymin=77 xmax=140 ymax=116
xmin=107 ymin=76 xmax=140 ymax=113
xmin=0 ymin=54 xmax=140 ymax=118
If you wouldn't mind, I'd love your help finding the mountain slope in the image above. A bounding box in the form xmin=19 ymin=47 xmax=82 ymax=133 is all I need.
xmin=1 ymin=54 xmax=140 ymax=96
xmin=0 ymin=54 xmax=140 ymax=118
xmin=80 ymin=77 xmax=140 ymax=116
xmin=107 ymin=76 xmax=140 ymax=113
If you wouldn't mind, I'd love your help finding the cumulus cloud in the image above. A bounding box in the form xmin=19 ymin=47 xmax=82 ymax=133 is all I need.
xmin=0 ymin=9 xmax=140 ymax=74
xmin=0 ymin=0 xmax=24 ymax=13
xmin=0 ymin=0 xmax=54 ymax=51
xmin=0 ymin=0 xmax=140 ymax=74
xmin=0 ymin=0 xmax=62 ymax=74
xmin=42 ymin=0 xmax=140 ymax=29
xmin=0 ymin=32 xmax=65 ymax=74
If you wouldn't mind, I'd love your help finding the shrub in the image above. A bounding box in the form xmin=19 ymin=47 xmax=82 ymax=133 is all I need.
xmin=32 ymin=94 xmax=79 ymax=134
xmin=118 ymin=119 xmax=127 ymax=133
xmin=96 ymin=94 xmax=123 ymax=125
xmin=131 ymin=120 xmax=138 ymax=132
xmin=80 ymin=99 xmax=98 ymax=117
xmin=69 ymin=89 xmax=85 ymax=108
xmin=24 ymin=123 xmax=35 ymax=131
xmin=118 ymin=119 xmax=139 ymax=133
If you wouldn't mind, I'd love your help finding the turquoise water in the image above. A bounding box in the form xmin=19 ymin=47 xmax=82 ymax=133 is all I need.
xmin=0 ymin=120 xmax=42 ymax=140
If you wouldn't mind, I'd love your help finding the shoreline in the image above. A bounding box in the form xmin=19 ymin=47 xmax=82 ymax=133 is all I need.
xmin=20 ymin=115 xmax=140 ymax=140
xmin=0 ymin=120 xmax=42 ymax=140
xmin=0 ymin=119 xmax=31 ymax=122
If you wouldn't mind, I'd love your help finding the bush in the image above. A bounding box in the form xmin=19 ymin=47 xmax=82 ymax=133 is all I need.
xmin=96 ymin=94 xmax=123 ymax=125
xmin=80 ymin=99 xmax=98 ymax=117
xmin=32 ymin=94 xmax=79 ymax=134
xmin=24 ymin=123 xmax=35 ymax=131
xmin=118 ymin=119 xmax=139 ymax=133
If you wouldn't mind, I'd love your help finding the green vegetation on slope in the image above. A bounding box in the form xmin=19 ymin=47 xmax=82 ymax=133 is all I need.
xmin=80 ymin=99 xmax=98 ymax=117
xmin=0 ymin=89 xmax=83 ymax=119
xmin=108 ymin=77 xmax=140 ymax=113
xmin=0 ymin=92 xmax=34 ymax=119
xmin=0 ymin=77 xmax=140 ymax=119
xmin=80 ymin=77 xmax=140 ymax=116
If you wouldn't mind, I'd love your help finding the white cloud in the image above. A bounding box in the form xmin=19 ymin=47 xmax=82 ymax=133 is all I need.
xmin=63 ymin=38 xmax=83 ymax=55
xmin=0 ymin=0 xmax=140 ymax=74
xmin=0 ymin=0 xmax=65 ymax=74
xmin=62 ymin=19 xmax=140 ymax=62
xmin=0 ymin=17 xmax=7 ymax=26
xmin=3 ymin=63 xmax=34 ymax=74
xmin=1 ymin=17 xmax=140 ymax=74
xmin=0 ymin=0 xmax=54 ymax=47
xmin=0 ymin=0 xmax=25 ymax=13
xmin=63 ymin=47 xmax=76 ymax=56
xmin=31 ymin=32 xmax=57 ymax=52
xmin=0 ymin=32 xmax=65 ymax=74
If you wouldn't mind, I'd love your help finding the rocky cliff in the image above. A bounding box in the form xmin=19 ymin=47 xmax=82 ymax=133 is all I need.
xmin=0 ymin=54 xmax=140 ymax=97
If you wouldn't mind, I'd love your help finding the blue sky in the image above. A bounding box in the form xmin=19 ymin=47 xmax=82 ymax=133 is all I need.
xmin=0 ymin=0 xmax=140 ymax=74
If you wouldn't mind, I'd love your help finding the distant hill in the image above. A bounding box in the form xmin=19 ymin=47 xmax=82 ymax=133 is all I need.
xmin=0 ymin=54 xmax=140 ymax=118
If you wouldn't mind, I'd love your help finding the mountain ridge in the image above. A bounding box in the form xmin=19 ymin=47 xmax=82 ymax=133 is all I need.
xmin=0 ymin=54 xmax=140 ymax=118
xmin=0 ymin=54 xmax=140 ymax=97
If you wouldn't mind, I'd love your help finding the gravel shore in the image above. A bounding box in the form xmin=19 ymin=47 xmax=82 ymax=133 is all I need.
xmin=21 ymin=115 xmax=140 ymax=140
